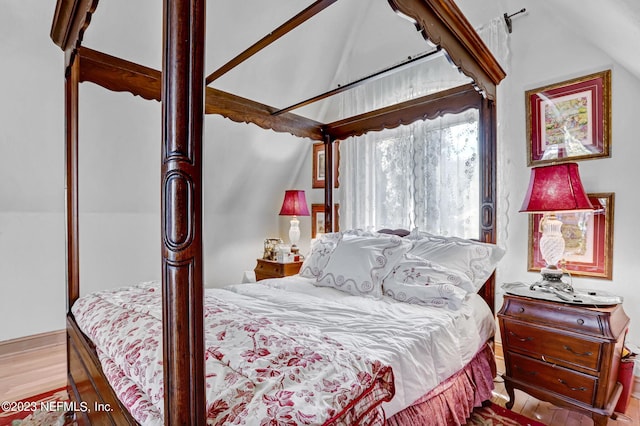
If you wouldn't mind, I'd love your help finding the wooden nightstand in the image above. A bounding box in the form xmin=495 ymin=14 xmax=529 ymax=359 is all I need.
xmin=498 ymin=294 xmax=629 ymax=426
xmin=254 ymin=258 xmax=303 ymax=281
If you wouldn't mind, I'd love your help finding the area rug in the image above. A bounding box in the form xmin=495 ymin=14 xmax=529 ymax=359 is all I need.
xmin=466 ymin=402 xmax=546 ymax=426
xmin=0 ymin=387 xmax=68 ymax=426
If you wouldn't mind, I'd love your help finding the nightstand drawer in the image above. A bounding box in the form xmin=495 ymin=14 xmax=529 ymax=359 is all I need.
xmin=502 ymin=297 xmax=603 ymax=337
xmin=256 ymin=261 xmax=286 ymax=277
xmin=503 ymin=321 xmax=602 ymax=372
xmin=254 ymin=259 xmax=302 ymax=281
xmin=509 ymin=352 xmax=597 ymax=406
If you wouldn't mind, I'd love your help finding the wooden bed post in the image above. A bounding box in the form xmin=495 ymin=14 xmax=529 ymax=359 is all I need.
xmin=161 ymin=0 xmax=206 ymax=423
xmin=323 ymin=134 xmax=334 ymax=232
xmin=65 ymin=51 xmax=80 ymax=311
xmin=479 ymin=98 xmax=497 ymax=245
xmin=479 ymin=97 xmax=497 ymax=313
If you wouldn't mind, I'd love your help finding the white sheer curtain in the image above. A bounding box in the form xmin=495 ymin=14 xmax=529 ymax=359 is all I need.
xmin=476 ymin=16 xmax=511 ymax=73
xmin=339 ymin=17 xmax=509 ymax=239
xmin=341 ymin=110 xmax=479 ymax=238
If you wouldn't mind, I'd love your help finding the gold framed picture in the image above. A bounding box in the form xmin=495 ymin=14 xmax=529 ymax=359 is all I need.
xmin=526 ymin=70 xmax=611 ymax=165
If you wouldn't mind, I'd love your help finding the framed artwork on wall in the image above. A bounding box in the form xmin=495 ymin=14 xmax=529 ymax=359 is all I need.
xmin=528 ymin=193 xmax=614 ymax=279
xmin=312 ymin=142 xmax=340 ymax=188
xmin=526 ymin=70 xmax=611 ymax=166
xmin=311 ymin=204 xmax=339 ymax=238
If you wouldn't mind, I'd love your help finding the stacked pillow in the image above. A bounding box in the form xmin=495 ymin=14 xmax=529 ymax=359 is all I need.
xmin=407 ymin=231 xmax=506 ymax=292
xmin=313 ymin=234 xmax=412 ymax=298
xmin=300 ymin=229 xmax=505 ymax=310
xmin=382 ymin=253 xmax=473 ymax=310
xmin=299 ymin=229 xmax=379 ymax=279
xmin=299 ymin=232 xmax=343 ymax=279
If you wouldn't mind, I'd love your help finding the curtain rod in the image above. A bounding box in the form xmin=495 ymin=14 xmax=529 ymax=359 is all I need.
xmin=272 ymin=48 xmax=442 ymax=116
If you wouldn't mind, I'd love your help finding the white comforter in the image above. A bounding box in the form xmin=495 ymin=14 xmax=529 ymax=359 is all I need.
xmin=72 ymin=276 xmax=494 ymax=424
xmin=233 ymin=276 xmax=495 ymax=416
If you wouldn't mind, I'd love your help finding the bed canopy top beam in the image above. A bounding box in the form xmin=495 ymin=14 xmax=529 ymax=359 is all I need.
xmin=51 ymin=0 xmax=505 ymax=103
xmin=388 ymin=0 xmax=505 ymax=100
xmin=205 ymin=0 xmax=339 ymax=84
xmin=324 ymin=82 xmax=479 ymax=140
xmin=50 ymin=0 xmax=99 ymax=70
xmin=76 ymin=47 xmax=325 ymax=141
xmin=75 ymin=48 xmax=486 ymax=143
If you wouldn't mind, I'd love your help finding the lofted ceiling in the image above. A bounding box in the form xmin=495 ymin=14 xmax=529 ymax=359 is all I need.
xmin=538 ymin=0 xmax=640 ymax=80
xmin=80 ymin=0 xmax=467 ymax=122
xmin=78 ymin=0 xmax=640 ymax=111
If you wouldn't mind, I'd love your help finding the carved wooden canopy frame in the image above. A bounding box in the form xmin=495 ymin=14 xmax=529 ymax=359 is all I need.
xmin=50 ymin=0 xmax=505 ymax=423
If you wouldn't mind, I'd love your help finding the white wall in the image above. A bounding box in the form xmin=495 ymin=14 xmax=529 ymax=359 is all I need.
xmin=456 ymin=0 xmax=640 ymax=346
xmin=0 ymin=1 xmax=66 ymax=340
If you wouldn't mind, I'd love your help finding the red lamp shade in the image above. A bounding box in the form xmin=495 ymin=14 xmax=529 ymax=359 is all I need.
xmin=279 ymin=190 xmax=310 ymax=216
xmin=520 ymin=163 xmax=593 ymax=213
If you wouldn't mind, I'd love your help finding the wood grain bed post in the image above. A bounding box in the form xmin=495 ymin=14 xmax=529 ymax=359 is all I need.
xmin=65 ymin=51 xmax=80 ymax=310
xmin=323 ymin=134 xmax=334 ymax=232
xmin=161 ymin=0 xmax=206 ymax=423
xmin=479 ymin=97 xmax=497 ymax=312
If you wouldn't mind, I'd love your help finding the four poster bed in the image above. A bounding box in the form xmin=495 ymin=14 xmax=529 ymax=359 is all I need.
xmin=50 ymin=0 xmax=506 ymax=424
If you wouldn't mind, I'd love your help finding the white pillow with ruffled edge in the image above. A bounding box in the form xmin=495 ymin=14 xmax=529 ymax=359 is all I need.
xmin=407 ymin=232 xmax=505 ymax=291
xmin=314 ymin=235 xmax=412 ymax=298
xmin=299 ymin=232 xmax=342 ymax=279
xmin=300 ymin=229 xmax=397 ymax=279
xmin=384 ymin=282 xmax=467 ymax=310
xmin=382 ymin=254 xmax=472 ymax=309
xmin=385 ymin=253 xmax=475 ymax=292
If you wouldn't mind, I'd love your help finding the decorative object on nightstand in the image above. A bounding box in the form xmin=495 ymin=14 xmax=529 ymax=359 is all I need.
xmin=519 ymin=162 xmax=593 ymax=295
xmin=279 ymin=190 xmax=310 ymax=253
xmin=263 ymin=238 xmax=283 ymax=261
xmin=254 ymin=258 xmax=303 ymax=281
xmin=498 ymin=293 xmax=629 ymax=426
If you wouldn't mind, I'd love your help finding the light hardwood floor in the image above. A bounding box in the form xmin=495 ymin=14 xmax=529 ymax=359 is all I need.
xmin=0 ymin=339 xmax=638 ymax=425
xmin=0 ymin=341 xmax=66 ymax=402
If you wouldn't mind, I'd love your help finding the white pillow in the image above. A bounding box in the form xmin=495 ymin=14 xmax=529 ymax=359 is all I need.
xmin=300 ymin=229 xmax=396 ymax=279
xmin=384 ymin=282 xmax=467 ymax=310
xmin=299 ymin=232 xmax=342 ymax=278
xmin=385 ymin=253 xmax=475 ymax=292
xmin=314 ymin=235 xmax=412 ymax=297
xmin=408 ymin=234 xmax=505 ymax=290
xmin=382 ymin=254 xmax=472 ymax=309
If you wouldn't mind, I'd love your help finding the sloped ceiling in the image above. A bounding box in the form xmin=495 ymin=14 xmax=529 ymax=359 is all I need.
xmin=82 ymin=0 xmax=432 ymax=121
xmin=79 ymin=0 xmax=640 ymax=118
xmin=538 ymin=0 xmax=640 ymax=80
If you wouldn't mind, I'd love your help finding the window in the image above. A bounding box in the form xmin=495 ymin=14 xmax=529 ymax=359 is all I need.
xmin=340 ymin=109 xmax=480 ymax=239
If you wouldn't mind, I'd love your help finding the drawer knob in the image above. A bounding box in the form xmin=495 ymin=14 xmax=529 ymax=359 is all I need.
xmin=563 ymin=345 xmax=593 ymax=357
xmin=576 ymin=318 xmax=585 ymax=325
xmin=558 ymin=379 xmax=587 ymax=392
xmin=517 ymin=307 xmax=525 ymax=313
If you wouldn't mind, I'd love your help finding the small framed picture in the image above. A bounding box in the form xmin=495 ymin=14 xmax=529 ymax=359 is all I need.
xmin=528 ymin=193 xmax=614 ymax=279
xmin=311 ymin=204 xmax=340 ymax=238
xmin=312 ymin=142 xmax=340 ymax=188
xmin=526 ymin=70 xmax=611 ymax=166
